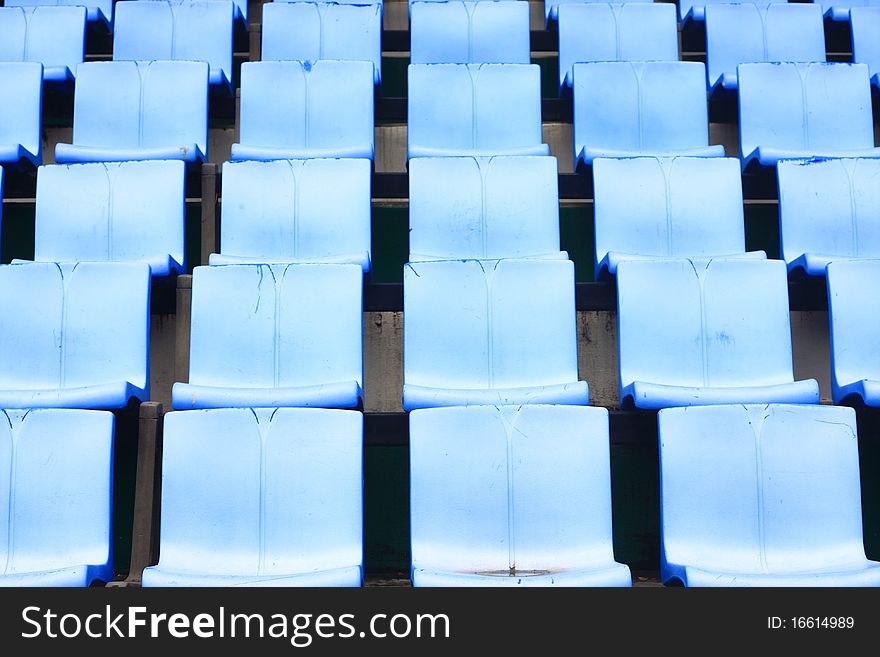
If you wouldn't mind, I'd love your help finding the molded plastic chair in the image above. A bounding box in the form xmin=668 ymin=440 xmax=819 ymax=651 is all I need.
xmin=680 ymin=0 xmax=786 ymax=23
xmin=705 ymin=3 xmax=825 ymax=92
xmin=0 ymin=409 xmax=114 ymax=587
xmin=403 ymin=258 xmax=588 ymax=410
xmin=593 ymin=156 xmax=763 ymax=278
xmin=659 ymin=403 xmax=880 ymax=586
xmin=113 ymin=0 xmax=234 ymax=89
xmin=30 ymin=160 xmax=185 ymax=277
xmin=410 ymin=404 xmax=632 ymax=587
xmin=558 ymin=3 xmax=678 ymax=90
xmin=0 ymin=62 xmax=42 ymax=166
xmin=0 ymin=262 xmax=150 ymax=409
xmin=778 ymin=158 xmax=880 ymax=276
xmin=546 ymin=0 xmax=652 ymax=24
xmin=5 ymin=0 xmax=113 ymax=26
xmin=410 ymin=1 xmax=529 ymax=65
xmin=616 ymin=257 xmax=820 ymax=409
xmin=852 ymin=7 xmax=880 ymax=87
xmin=55 ymin=60 xmax=209 ymax=164
xmin=738 ymin=62 xmax=880 ymax=170
xmin=827 ymin=259 xmax=880 ymax=405
xmin=232 ymin=60 xmax=374 ymax=161
xmin=0 ymin=6 xmax=85 ymax=82
xmin=172 ymin=264 xmax=363 ymax=410
xmin=408 ymin=156 xmax=564 ymax=262
xmin=142 ymin=407 xmax=363 ymax=587
xmin=262 ymin=2 xmax=381 ymax=84
xmin=408 ymin=63 xmax=549 ymax=159
xmin=212 ymin=159 xmax=371 ymax=271
xmin=573 ymin=61 xmax=724 ymax=169
xmin=824 ymin=0 xmax=880 ymax=22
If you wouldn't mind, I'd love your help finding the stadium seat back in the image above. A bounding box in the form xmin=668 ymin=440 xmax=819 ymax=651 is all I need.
xmin=114 ymin=0 xmax=234 ymax=87
xmin=35 ymin=160 xmax=186 ymax=276
xmin=617 ymin=258 xmax=795 ymax=392
xmin=187 ymin=264 xmax=363 ymax=392
xmin=217 ymin=159 xmax=371 ymax=270
xmin=558 ymin=3 xmax=678 ymax=89
xmin=594 ymin=157 xmax=746 ymax=276
xmin=706 ymin=3 xmax=825 ymax=91
xmin=778 ymin=158 xmax=880 ymax=271
xmin=0 ymin=262 xmax=150 ymax=403
xmin=659 ymin=404 xmax=870 ymax=580
xmin=408 ymin=156 xmax=561 ymax=261
xmin=0 ymin=409 xmax=114 ymax=582
xmin=739 ymin=63 xmax=876 ymax=163
xmin=0 ymin=6 xmax=86 ymax=81
xmin=153 ymin=408 xmax=362 ymax=579
xmin=5 ymin=0 xmax=113 ymax=25
xmin=410 ymin=1 xmax=530 ymax=65
xmin=403 ymin=259 xmax=578 ymax=393
xmin=410 ymin=405 xmax=621 ymax=575
xmin=408 ymin=63 xmax=547 ymax=158
xmin=827 ymin=259 xmax=880 ymax=403
xmin=0 ymin=61 xmax=42 ymax=165
xmin=262 ymin=2 xmax=382 ymax=84
xmin=236 ymin=60 xmax=374 ymax=159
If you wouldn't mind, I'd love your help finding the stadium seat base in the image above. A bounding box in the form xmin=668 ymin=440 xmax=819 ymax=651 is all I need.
xmin=209 ymin=251 xmax=371 ymax=272
xmin=578 ymin=145 xmax=725 ymax=168
xmin=601 ymin=249 xmax=766 ymax=277
xmin=142 ymin=565 xmax=362 ymax=587
xmin=664 ymin=563 xmax=880 ymax=587
xmin=171 ymin=381 xmax=362 ymax=410
xmin=230 ymin=144 xmax=374 ymax=162
xmin=622 ymin=379 xmax=821 ymax=410
xmin=403 ymin=381 xmax=589 ymax=412
xmin=412 ymin=564 xmax=632 ymax=587
xmin=0 ymin=381 xmax=145 ymax=410
xmin=834 ymin=379 xmax=880 ymax=407
xmin=0 ymin=564 xmax=112 ymax=587
xmin=55 ymin=143 xmax=205 ymax=164
xmin=744 ymin=146 xmax=880 ymax=169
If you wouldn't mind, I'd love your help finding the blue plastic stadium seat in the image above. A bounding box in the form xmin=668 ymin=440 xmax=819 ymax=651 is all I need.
xmin=114 ymin=1 xmax=234 ymax=89
xmin=403 ymin=259 xmax=588 ymax=410
xmin=827 ymin=259 xmax=880 ymax=406
xmin=172 ymin=264 xmax=363 ymax=410
xmin=408 ymin=63 xmax=549 ymax=159
xmin=232 ymin=60 xmax=374 ymax=161
xmin=546 ymin=0 xmax=651 ymax=24
xmin=573 ymin=62 xmax=724 ymax=169
xmin=824 ymin=0 xmax=880 ymax=22
xmin=410 ymin=405 xmax=632 ymax=587
xmin=616 ymin=258 xmax=820 ymax=409
xmin=5 ymin=0 xmax=113 ymax=26
xmin=558 ymin=3 xmax=678 ymax=90
xmin=0 ymin=409 xmax=114 ymax=587
xmin=852 ymin=7 xmax=880 ymax=87
xmin=30 ymin=160 xmax=185 ymax=277
xmin=593 ymin=157 xmax=764 ymax=278
xmin=680 ymin=0 xmax=786 ymax=23
xmin=659 ymin=404 xmax=880 ymax=586
xmin=55 ymin=61 xmax=208 ymax=164
xmin=409 ymin=156 xmax=564 ymax=262
xmin=142 ymin=408 xmax=362 ymax=587
xmin=778 ymin=159 xmax=880 ymax=276
xmin=738 ymin=63 xmax=880 ymax=170
xmin=0 ymin=6 xmax=85 ymax=82
xmin=410 ymin=1 xmax=529 ymax=66
xmin=0 ymin=62 xmax=42 ymax=167
xmin=705 ymin=3 xmax=825 ymax=93
xmin=262 ymin=2 xmax=382 ymax=85
xmin=0 ymin=262 xmax=150 ymax=409
xmin=210 ymin=159 xmax=371 ymax=271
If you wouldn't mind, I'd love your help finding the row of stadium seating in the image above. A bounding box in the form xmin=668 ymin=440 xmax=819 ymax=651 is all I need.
xmin=4 ymin=401 xmax=879 ymax=586
xmin=3 ymin=1 xmax=878 ymax=89
xmin=2 ymin=155 xmax=878 ymax=281
xmin=1 ymin=0 xmax=880 ymax=588
xmin=3 ymin=56 xmax=880 ymax=169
